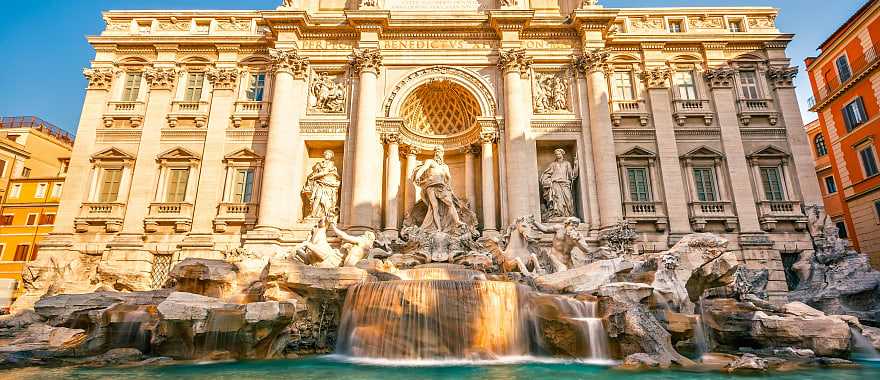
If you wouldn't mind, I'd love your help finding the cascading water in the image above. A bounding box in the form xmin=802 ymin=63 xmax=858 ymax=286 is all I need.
xmin=850 ymin=327 xmax=880 ymax=361
xmin=693 ymin=297 xmax=711 ymax=357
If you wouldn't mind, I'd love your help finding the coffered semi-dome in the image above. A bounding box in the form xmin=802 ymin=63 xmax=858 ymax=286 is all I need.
xmin=400 ymin=80 xmax=481 ymax=137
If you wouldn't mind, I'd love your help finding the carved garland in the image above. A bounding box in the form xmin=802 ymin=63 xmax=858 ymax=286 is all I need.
xmin=83 ymin=68 xmax=117 ymax=90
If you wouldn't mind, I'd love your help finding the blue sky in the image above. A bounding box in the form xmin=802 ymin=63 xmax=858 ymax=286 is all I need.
xmin=0 ymin=0 xmax=867 ymax=133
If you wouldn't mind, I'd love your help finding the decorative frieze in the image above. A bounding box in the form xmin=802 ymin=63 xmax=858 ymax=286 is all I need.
xmin=351 ymin=48 xmax=383 ymax=75
xmin=766 ymin=66 xmax=798 ymax=89
xmin=206 ymin=68 xmax=239 ymax=90
xmin=641 ymin=66 xmax=673 ymax=89
xmin=498 ymin=48 xmax=532 ymax=74
xmin=269 ymin=48 xmax=310 ymax=78
xmin=704 ymin=66 xmax=737 ymax=89
xmin=83 ymin=68 xmax=117 ymax=90
xmin=143 ymin=67 xmax=178 ymax=89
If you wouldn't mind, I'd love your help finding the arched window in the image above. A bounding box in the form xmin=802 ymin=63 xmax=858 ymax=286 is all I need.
xmin=814 ymin=134 xmax=828 ymax=157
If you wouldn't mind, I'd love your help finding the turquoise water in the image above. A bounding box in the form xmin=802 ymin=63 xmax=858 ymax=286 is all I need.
xmin=6 ymin=356 xmax=880 ymax=380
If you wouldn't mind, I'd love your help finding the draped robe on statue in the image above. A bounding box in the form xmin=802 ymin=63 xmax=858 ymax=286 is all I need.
xmin=540 ymin=160 xmax=578 ymax=220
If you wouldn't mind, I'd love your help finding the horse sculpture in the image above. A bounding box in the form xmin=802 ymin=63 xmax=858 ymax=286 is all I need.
xmin=487 ymin=216 xmax=545 ymax=276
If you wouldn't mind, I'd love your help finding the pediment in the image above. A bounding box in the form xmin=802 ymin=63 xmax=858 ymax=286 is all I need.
xmin=619 ymin=146 xmax=656 ymax=159
xmin=157 ymin=147 xmax=201 ymax=161
xmin=747 ymin=145 xmax=788 ymax=159
xmin=681 ymin=146 xmax=724 ymax=159
xmin=224 ymin=147 xmax=263 ymax=162
xmin=91 ymin=147 xmax=135 ymax=161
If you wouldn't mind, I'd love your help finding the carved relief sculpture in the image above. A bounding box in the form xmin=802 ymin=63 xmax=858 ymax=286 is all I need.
xmin=309 ymin=72 xmax=346 ymax=113
xmin=302 ymin=149 xmax=341 ymax=220
xmin=534 ymin=72 xmax=571 ymax=113
xmin=540 ymin=148 xmax=579 ymax=221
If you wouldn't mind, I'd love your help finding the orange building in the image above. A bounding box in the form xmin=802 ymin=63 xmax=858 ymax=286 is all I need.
xmin=806 ymin=0 xmax=880 ymax=267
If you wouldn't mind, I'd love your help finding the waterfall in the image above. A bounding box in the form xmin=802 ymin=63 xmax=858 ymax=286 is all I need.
xmin=851 ymin=327 xmax=880 ymax=360
xmin=693 ymin=297 xmax=711 ymax=358
xmin=526 ymin=295 xmax=611 ymax=361
xmin=570 ymin=301 xmax=610 ymax=360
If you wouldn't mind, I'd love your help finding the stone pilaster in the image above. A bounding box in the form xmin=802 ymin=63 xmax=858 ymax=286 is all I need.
xmin=480 ymin=130 xmax=499 ymax=234
xmin=462 ymin=145 xmax=478 ymax=209
xmin=382 ymin=132 xmax=401 ymax=236
xmin=349 ymin=48 xmax=384 ymax=229
xmin=499 ymin=48 xmax=537 ymax=221
xmin=573 ymin=67 xmax=601 ymax=231
xmin=404 ymin=146 xmax=420 ymax=214
xmin=642 ymin=65 xmax=691 ymax=237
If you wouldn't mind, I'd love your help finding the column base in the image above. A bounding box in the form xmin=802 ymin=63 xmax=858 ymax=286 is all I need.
xmin=178 ymin=233 xmax=224 ymax=260
xmin=242 ymin=224 xmax=313 ymax=258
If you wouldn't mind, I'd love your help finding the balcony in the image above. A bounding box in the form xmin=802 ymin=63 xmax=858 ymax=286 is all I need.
xmin=145 ymin=202 xmax=194 ymax=233
xmin=610 ymin=100 xmax=650 ymax=126
xmin=736 ymin=98 xmax=779 ymax=126
xmin=74 ymin=202 xmax=126 ymax=233
xmin=688 ymin=201 xmax=738 ymax=232
xmin=167 ymin=101 xmax=209 ymax=128
xmin=672 ymin=99 xmax=714 ymax=126
xmin=103 ymin=101 xmax=145 ymax=128
xmin=623 ymin=201 xmax=668 ymax=231
xmin=231 ymin=101 xmax=271 ymax=128
xmin=813 ymin=43 xmax=880 ymax=108
xmin=757 ymin=200 xmax=808 ymax=231
xmin=213 ymin=202 xmax=259 ymax=232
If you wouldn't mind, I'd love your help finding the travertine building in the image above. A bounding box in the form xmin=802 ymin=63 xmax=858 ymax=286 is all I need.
xmin=39 ymin=1 xmax=821 ymax=299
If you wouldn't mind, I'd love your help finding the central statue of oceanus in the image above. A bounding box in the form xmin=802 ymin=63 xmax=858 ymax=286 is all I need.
xmin=406 ymin=146 xmax=476 ymax=234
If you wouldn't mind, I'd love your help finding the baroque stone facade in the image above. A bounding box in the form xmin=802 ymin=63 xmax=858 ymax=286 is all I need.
xmin=34 ymin=1 xmax=820 ymax=301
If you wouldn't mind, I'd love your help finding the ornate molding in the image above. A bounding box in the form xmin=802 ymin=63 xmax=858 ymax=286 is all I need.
xmin=574 ymin=48 xmax=611 ymax=75
xmin=382 ymin=66 xmax=498 ymax=117
xmin=206 ymin=68 xmax=239 ymax=90
xmin=766 ymin=66 xmax=798 ymax=89
xmin=143 ymin=67 xmax=178 ymax=89
xmin=269 ymin=48 xmax=310 ymax=78
xmin=498 ymin=48 xmax=532 ymax=75
xmin=351 ymin=48 xmax=383 ymax=75
xmin=704 ymin=66 xmax=737 ymax=89
xmin=83 ymin=68 xmax=117 ymax=90
xmin=641 ymin=66 xmax=672 ymax=89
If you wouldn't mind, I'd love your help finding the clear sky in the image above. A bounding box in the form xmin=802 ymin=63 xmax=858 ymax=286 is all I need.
xmin=0 ymin=0 xmax=867 ymax=133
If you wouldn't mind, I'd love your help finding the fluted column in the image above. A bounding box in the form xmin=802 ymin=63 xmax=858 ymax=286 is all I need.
xmin=383 ymin=133 xmax=401 ymax=235
xmin=349 ymin=48 xmax=383 ymax=229
xmin=463 ymin=145 xmax=478 ymax=209
xmin=643 ymin=66 xmax=691 ymax=235
xmin=256 ymin=49 xmax=309 ymax=231
xmin=705 ymin=67 xmax=762 ymax=233
xmin=480 ymin=130 xmax=498 ymax=233
xmin=404 ymin=146 xmax=420 ymax=213
xmin=577 ymin=49 xmax=622 ymax=227
xmin=499 ymin=48 xmax=536 ymax=221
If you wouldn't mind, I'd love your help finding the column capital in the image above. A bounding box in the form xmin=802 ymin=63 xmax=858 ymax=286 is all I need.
xmin=460 ymin=144 xmax=480 ymax=155
xmin=480 ymin=129 xmax=499 ymax=144
xmin=403 ymin=145 xmax=421 ymax=157
xmin=766 ymin=66 xmax=798 ymax=89
xmin=83 ymin=67 xmax=118 ymax=90
xmin=640 ymin=66 xmax=673 ymax=89
xmin=206 ymin=68 xmax=240 ymax=90
xmin=380 ymin=131 xmax=400 ymax=145
xmin=704 ymin=66 xmax=737 ymax=89
xmin=351 ymin=48 xmax=383 ymax=75
xmin=143 ymin=67 xmax=179 ymax=90
xmin=269 ymin=48 xmax=310 ymax=78
xmin=574 ymin=48 xmax=611 ymax=75
xmin=498 ymin=48 xmax=532 ymax=74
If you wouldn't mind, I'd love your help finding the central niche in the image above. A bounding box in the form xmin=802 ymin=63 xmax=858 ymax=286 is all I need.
xmin=400 ymin=80 xmax=480 ymax=138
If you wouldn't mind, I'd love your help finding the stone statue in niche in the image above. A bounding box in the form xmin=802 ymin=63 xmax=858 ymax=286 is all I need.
xmin=411 ymin=146 xmax=468 ymax=233
xmin=294 ymin=217 xmax=343 ymax=268
xmin=302 ymin=149 xmax=341 ymax=220
xmin=531 ymin=217 xmax=590 ymax=273
xmin=534 ymin=72 xmax=570 ymax=113
xmin=332 ymin=222 xmax=377 ymax=267
xmin=540 ymin=148 xmax=579 ymax=221
xmin=309 ymin=73 xmax=346 ymax=113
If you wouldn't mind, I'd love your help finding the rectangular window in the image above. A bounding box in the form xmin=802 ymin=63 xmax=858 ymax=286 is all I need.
xmin=246 ymin=73 xmax=266 ymax=101
xmin=875 ymin=200 xmax=880 ymax=223
xmin=21 ymin=167 xmax=30 ymax=178
xmin=611 ymin=71 xmax=635 ymax=100
xmin=34 ymin=183 xmax=48 ymax=198
xmin=669 ymin=20 xmax=684 ymax=33
xmin=836 ymin=55 xmax=852 ymax=82
xmin=25 ymin=214 xmax=37 ymax=226
xmin=760 ymin=167 xmax=785 ymax=201
xmin=184 ymin=73 xmax=205 ymax=102
xmin=728 ymin=20 xmax=743 ymax=32
xmin=233 ymin=168 xmax=255 ymax=203
xmin=739 ymin=71 xmax=760 ymax=99
xmin=0 ymin=215 xmax=13 ymax=225
xmin=626 ymin=168 xmax=651 ymax=202
xmin=859 ymin=146 xmax=880 ymax=177
xmin=122 ymin=72 xmax=142 ymax=102
xmin=674 ymin=71 xmax=698 ymax=100
xmin=836 ymin=220 xmax=849 ymax=239
xmin=13 ymin=244 xmax=29 ymax=262
xmin=10 ymin=184 xmax=21 ymax=199
xmin=825 ymin=176 xmax=837 ymax=194
xmin=843 ymin=97 xmax=868 ymax=132
xmin=166 ymin=168 xmax=190 ymax=202
xmin=98 ymin=168 xmax=123 ymax=203
xmin=693 ymin=167 xmax=718 ymax=202
xmin=39 ymin=214 xmax=55 ymax=225
xmin=51 ymin=183 xmax=62 ymax=198
xmin=0 ymin=160 xmax=6 ymax=177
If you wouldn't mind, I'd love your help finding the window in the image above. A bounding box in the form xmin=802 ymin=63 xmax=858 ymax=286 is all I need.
xmin=611 ymin=71 xmax=635 ymax=100
xmin=122 ymin=72 xmax=142 ymax=102
xmin=825 ymin=176 xmax=837 ymax=194
xmin=0 ymin=160 xmax=6 ymax=176
xmin=34 ymin=183 xmax=48 ymax=198
xmin=233 ymin=168 xmax=255 ymax=203
xmin=13 ymin=244 xmax=29 ymax=262
xmin=98 ymin=168 xmax=123 ymax=202
xmin=39 ymin=214 xmax=55 ymax=225
xmin=51 ymin=183 xmax=62 ymax=198
xmin=859 ymin=145 xmax=879 ymax=177
xmin=9 ymin=184 xmax=21 ymax=199
xmin=626 ymin=168 xmax=651 ymax=202
xmin=739 ymin=71 xmax=760 ymax=99
xmin=760 ymin=167 xmax=785 ymax=201
xmin=693 ymin=168 xmax=718 ymax=202
xmin=673 ymin=71 xmax=698 ymax=100
xmin=843 ymin=97 xmax=868 ymax=132
xmin=874 ymin=200 xmax=880 ymax=223
xmin=184 ymin=73 xmax=205 ymax=101
xmin=21 ymin=167 xmax=30 ymax=178
xmin=25 ymin=214 xmax=37 ymax=226
xmin=815 ymin=134 xmax=828 ymax=156
xmin=728 ymin=20 xmax=744 ymax=32
xmin=246 ymin=73 xmax=266 ymax=101
xmin=165 ymin=168 xmax=190 ymax=202
xmin=136 ymin=21 xmax=151 ymax=35
xmin=668 ymin=20 xmax=684 ymax=33
xmin=836 ymin=55 xmax=852 ymax=82
xmin=1 ymin=215 xmax=13 ymax=225
xmin=836 ymin=221 xmax=849 ymax=239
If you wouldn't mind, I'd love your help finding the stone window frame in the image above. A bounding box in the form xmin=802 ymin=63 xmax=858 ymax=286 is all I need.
xmin=606 ymin=58 xmax=644 ymax=102
xmin=747 ymin=145 xmax=798 ymax=202
xmin=113 ymin=58 xmax=150 ymax=102
xmin=617 ymin=146 xmax=661 ymax=204
xmin=814 ymin=133 xmax=828 ymax=157
xmin=724 ymin=16 xmax=749 ymax=33
xmin=665 ymin=16 xmax=688 ymax=33
xmin=854 ymin=136 xmax=879 ymax=179
xmin=824 ymin=175 xmax=837 ymax=195
xmin=221 ymin=148 xmax=263 ymax=204
xmin=680 ymin=146 xmax=732 ymax=205
xmin=153 ymin=147 xmax=201 ymax=204
xmin=237 ymin=57 xmax=274 ymax=102
xmin=668 ymin=60 xmax=708 ymax=101
xmin=729 ymin=60 xmax=769 ymax=101
xmin=174 ymin=59 xmax=211 ymax=103
xmin=86 ymin=147 xmax=136 ymax=204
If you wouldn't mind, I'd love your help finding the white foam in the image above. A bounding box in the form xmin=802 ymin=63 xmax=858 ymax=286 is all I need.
xmin=324 ymin=354 xmax=618 ymax=367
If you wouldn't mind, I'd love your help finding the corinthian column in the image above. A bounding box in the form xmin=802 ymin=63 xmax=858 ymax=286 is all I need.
xmin=349 ymin=48 xmax=384 ymax=229
xmin=383 ymin=132 xmax=401 ymax=236
xmin=576 ymin=49 xmax=622 ymax=227
xmin=404 ymin=146 xmax=420 ymax=213
xmin=499 ymin=48 xmax=537 ymax=221
xmin=480 ymin=130 xmax=498 ymax=233
xmin=462 ymin=145 xmax=478 ymax=209
xmin=256 ymin=49 xmax=309 ymax=231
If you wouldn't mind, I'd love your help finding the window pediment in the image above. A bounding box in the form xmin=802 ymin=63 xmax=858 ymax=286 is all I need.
xmin=91 ymin=147 xmax=135 ymax=163
xmin=681 ymin=146 xmax=724 ymax=160
xmin=747 ymin=145 xmax=788 ymax=159
xmin=223 ymin=147 xmax=263 ymax=163
xmin=157 ymin=147 xmax=201 ymax=163
xmin=619 ymin=146 xmax=657 ymax=159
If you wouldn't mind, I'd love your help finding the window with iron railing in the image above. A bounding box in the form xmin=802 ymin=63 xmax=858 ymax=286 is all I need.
xmin=815 ymin=44 xmax=880 ymax=103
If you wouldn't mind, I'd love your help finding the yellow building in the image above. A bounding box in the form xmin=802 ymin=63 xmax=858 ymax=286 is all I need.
xmin=0 ymin=117 xmax=72 ymax=305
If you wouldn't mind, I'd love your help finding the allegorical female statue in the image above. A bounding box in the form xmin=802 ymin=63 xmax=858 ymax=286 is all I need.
xmin=302 ymin=150 xmax=341 ymax=220
xmin=540 ymin=148 xmax=579 ymax=221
